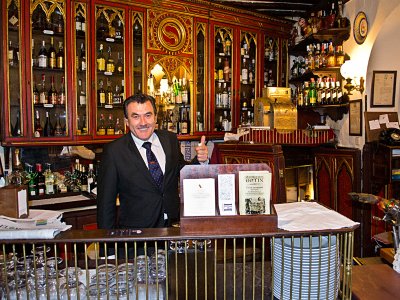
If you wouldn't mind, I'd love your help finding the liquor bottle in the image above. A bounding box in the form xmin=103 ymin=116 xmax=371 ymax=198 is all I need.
xmin=196 ymin=111 xmax=204 ymax=132
xmin=106 ymin=80 xmax=113 ymax=105
xmin=32 ymin=39 xmax=37 ymax=67
xmin=106 ymin=46 xmax=115 ymax=73
xmin=11 ymin=110 xmax=21 ymax=137
xmin=39 ymin=74 xmax=47 ymax=104
xmin=48 ymin=37 xmax=56 ymax=69
xmin=54 ymin=114 xmax=63 ymax=136
xmin=87 ymin=163 xmax=95 ymax=192
xmin=241 ymin=40 xmax=248 ymax=56
xmin=217 ymin=57 xmax=223 ymax=81
xmin=32 ymin=76 xmax=40 ymax=105
xmin=181 ymin=78 xmax=189 ymax=104
xmin=221 ymin=82 xmax=228 ymax=108
xmin=98 ymin=80 xmax=106 ymax=106
xmin=79 ymin=43 xmax=86 ymax=71
xmin=106 ymin=114 xmax=115 ymax=135
xmin=179 ymin=108 xmax=189 ymax=134
xmin=26 ymin=164 xmax=37 ymax=197
xmin=320 ymin=43 xmax=327 ymax=68
xmin=80 ymin=165 xmax=88 ymax=192
xmin=331 ymin=79 xmax=337 ymax=104
xmin=336 ymin=81 xmax=343 ymax=103
xmin=38 ymin=40 xmax=48 ymax=68
xmin=215 ymin=35 xmax=224 ymax=56
xmin=225 ymin=36 xmax=231 ymax=56
xmin=115 ymin=19 xmax=123 ymax=40
xmin=241 ymin=58 xmax=248 ymax=84
xmin=314 ymin=43 xmax=321 ymax=68
xmin=48 ymin=75 xmax=58 ymax=105
xmin=34 ymin=110 xmax=43 ymax=137
xmin=58 ymin=76 xmax=66 ymax=105
xmin=97 ymin=113 xmax=106 ymax=135
xmin=307 ymin=44 xmax=315 ymax=71
xmin=81 ymin=14 xmax=86 ymax=35
xmin=44 ymin=163 xmax=55 ymax=195
xmin=116 ymin=52 xmax=123 ymax=74
xmin=223 ymin=57 xmax=230 ymax=82
xmin=302 ymin=81 xmax=310 ymax=107
xmin=114 ymin=118 xmax=124 ymax=134
xmin=167 ymin=111 xmax=174 ymax=132
xmin=325 ymin=79 xmax=332 ymax=104
xmin=8 ymin=0 xmax=19 ymax=30
xmin=320 ymin=81 xmax=326 ymax=105
xmin=54 ymin=12 xmax=63 ymax=33
xmin=326 ymin=41 xmax=336 ymax=67
xmin=36 ymin=163 xmax=45 ymax=196
xmin=75 ymin=13 xmax=82 ymax=34
xmin=112 ymin=84 xmax=121 ymax=104
xmin=81 ymin=115 xmax=88 ymax=135
xmin=222 ymin=111 xmax=229 ymax=131
xmin=308 ymin=78 xmax=317 ymax=106
xmin=78 ymin=79 xmax=86 ymax=105
xmin=241 ymin=91 xmax=248 ymax=112
xmin=43 ymin=111 xmax=52 ymax=137
xmin=8 ymin=41 xmax=14 ymax=66
xmin=335 ymin=45 xmax=345 ymax=66
xmin=97 ymin=44 xmax=106 ymax=72
xmin=215 ymin=82 xmax=222 ymax=108
xmin=174 ymin=80 xmax=182 ymax=104
xmin=56 ymin=41 xmax=64 ymax=69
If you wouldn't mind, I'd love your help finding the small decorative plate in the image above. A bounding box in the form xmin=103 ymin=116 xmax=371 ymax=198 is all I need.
xmin=353 ymin=11 xmax=368 ymax=44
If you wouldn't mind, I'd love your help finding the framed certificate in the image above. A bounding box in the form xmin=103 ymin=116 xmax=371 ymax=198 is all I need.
xmin=371 ymin=71 xmax=397 ymax=107
xmin=349 ymin=99 xmax=362 ymax=136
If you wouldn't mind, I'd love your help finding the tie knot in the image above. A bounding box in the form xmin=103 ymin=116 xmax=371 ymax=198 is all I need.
xmin=142 ymin=142 xmax=152 ymax=150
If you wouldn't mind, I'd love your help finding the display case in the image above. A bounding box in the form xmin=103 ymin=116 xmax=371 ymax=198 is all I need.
xmin=194 ymin=21 xmax=207 ymax=133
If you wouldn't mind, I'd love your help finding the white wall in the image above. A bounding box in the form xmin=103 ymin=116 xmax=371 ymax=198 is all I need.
xmin=337 ymin=0 xmax=400 ymax=148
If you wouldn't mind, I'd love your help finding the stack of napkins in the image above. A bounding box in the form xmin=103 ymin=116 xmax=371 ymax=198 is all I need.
xmin=274 ymin=202 xmax=359 ymax=231
xmin=0 ymin=209 xmax=71 ymax=239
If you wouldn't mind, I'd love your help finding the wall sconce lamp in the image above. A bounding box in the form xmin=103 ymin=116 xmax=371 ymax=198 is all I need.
xmin=340 ymin=60 xmax=365 ymax=95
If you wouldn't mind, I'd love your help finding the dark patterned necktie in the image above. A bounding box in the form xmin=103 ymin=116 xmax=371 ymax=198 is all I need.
xmin=142 ymin=142 xmax=164 ymax=190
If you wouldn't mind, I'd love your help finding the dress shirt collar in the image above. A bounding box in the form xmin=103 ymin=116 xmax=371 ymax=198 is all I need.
xmin=130 ymin=131 xmax=162 ymax=150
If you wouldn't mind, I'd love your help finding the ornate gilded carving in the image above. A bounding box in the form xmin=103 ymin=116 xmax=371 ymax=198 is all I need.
xmin=31 ymin=0 xmax=65 ymax=22
xmin=148 ymin=54 xmax=192 ymax=81
xmin=148 ymin=10 xmax=192 ymax=55
xmin=96 ymin=6 xmax=124 ymax=26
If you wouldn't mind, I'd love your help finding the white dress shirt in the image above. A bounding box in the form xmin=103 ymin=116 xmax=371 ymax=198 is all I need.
xmin=131 ymin=133 xmax=166 ymax=173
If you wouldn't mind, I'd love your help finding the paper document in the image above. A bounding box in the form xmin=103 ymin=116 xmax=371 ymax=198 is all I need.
xmin=183 ymin=178 xmax=216 ymax=216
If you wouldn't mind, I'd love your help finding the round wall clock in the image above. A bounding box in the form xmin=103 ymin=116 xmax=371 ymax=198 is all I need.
xmin=353 ymin=11 xmax=368 ymax=44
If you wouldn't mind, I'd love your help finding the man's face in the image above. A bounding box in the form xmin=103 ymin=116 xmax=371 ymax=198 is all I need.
xmin=125 ymin=100 xmax=157 ymax=141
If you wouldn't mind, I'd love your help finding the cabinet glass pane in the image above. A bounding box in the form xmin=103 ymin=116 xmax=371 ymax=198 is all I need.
xmin=95 ymin=5 xmax=125 ymax=137
xmin=31 ymin=0 xmax=68 ymax=138
xmin=263 ymin=36 xmax=278 ymax=88
xmin=281 ymin=38 xmax=289 ymax=87
xmin=213 ymin=26 xmax=232 ymax=132
xmin=195 ymin=23 xmax=206 ymax=133
xmin=133 ymin=13 xmax=143 ymax=95
xmin=75 ymin=2 xmax=88 ymax=135
xmin=239 ymin=30 xmax=257 ymax=126
xmin=7 ymin=0 xmax=22 ymax=137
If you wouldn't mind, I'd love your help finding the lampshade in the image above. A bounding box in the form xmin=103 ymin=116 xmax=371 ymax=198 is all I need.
xmin=340 ymin=60 xmax=355 ymax=79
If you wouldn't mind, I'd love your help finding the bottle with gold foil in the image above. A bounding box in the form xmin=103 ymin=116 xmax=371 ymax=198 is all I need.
xmin=335 ymin=45 xmax=345 ymax=66
xmin=326 ymin=42 xmax=336 ymax=67
xmin=56 ymin=41 xmax=64 ymax=69
xmin=97 ymin=44 xmax=105 ymax=72
xmin=98 ymin=80 xmax=106 ymax=107
xmin=106 ymin=46 xmax=115 ymax=74
xmin=48 ymin=37 xmax=56 ymax=69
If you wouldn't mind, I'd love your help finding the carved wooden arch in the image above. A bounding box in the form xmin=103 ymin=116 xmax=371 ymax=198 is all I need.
xmin=31 ymin=0 xmax=65 ymax=22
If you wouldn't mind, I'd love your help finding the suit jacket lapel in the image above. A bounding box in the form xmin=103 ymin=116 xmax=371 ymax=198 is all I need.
xmin=126 ymin=133 xmax=154 ymax=182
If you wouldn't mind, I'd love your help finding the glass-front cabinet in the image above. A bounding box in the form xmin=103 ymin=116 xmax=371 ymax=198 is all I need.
xmin=6 ymin=0 xmax=23 ymax=139
xmin=94 ymin=5 xmax=126 ymax=138
xmin=195 ymin=21 xmax=207 ymax=133
xmin=239 ymin=30 xmax=257 ymax=127
xmin=263 ymin=35 xmax=279 ymax=89
xmin=30 ymin=0 xmax=69 ymax=139
xmin=213 ymin=25 xmax=233 ymax=133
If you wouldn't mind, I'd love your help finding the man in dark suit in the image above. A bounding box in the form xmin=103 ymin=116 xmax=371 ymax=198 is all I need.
xmin=97 ymin=93 xmax=208 ymax=230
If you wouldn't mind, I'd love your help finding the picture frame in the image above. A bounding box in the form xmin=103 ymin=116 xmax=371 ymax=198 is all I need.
xmin=349 ymin=99 xmax=362 ymax=136
xmin=371 ymin=71 xmax=397 ymax=107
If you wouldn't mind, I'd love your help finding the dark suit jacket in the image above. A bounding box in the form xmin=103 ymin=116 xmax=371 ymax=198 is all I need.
xmin=97 ymin=130 xmax=199 ymax=229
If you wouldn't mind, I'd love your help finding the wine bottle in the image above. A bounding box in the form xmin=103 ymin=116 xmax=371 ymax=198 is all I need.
xmin=241 ymin=58 xmax=248 ymax=84
xmin=115 ymin=52 xmax=123 ymax=74
xmin=8 ymin=41 xmax=14 ymax=66
xmin=12 ymin=110 xmax=21 ymax=137
xmin=98 ymin=80 xmax=105 ymax=106
xmin=34 ymin=110 xmax=43 ymax=137
xmin=36 ymin=163 xmax=45 ymax=196
xmin=81 ymin=115 xmax=88 ymax=134
xmin=106 ymin=46 xmax=115 ymax=73
xmin=217 ymin=57 xmax=223 ymax=81
xmin=97 ymin=44 xmax=105 ymax=72
xmin=80 ymin=43 xmax=86 ymax=71
xmin=114 ymin=118 xmax=124 ymax=134
xmin=106 ymin=114 xmax=115 ymax=135
xmin=115 ymin=19 xmax=123 ymax=40
xmin=58 ymin=76 xmax=66 ymax=105
xmin=87 ymin=163 xmax=95 ymax=192
xmin=75 ymin=13 xmax=82 ymax=33
xmin=48 ymin=75 xmax=58 ymax=105
xmin=54 ymin=12 xmax=63 ymax=34
xmin=39 ymin=74 xmax=47 ymax=104
xmin=181 ymin=78 xmax=189 ymax=105
xmin=112 ymin=84 xmax=121 ymax=104
xmin=97 ymin=113 xmax=106 ymax=135
xmin=43 ymin=111 xmax=52 ymax=137
xmin=44 ymin=163 xmax=55 ymax=195
xmin=54 ymin=114 xmax=63 ymax=136
xmin=196 ymin=111 xmax=204 ymax=132
xmin=78 ymin=79 xmax=86 ymax=105
xmin=38 ymin=40 xmax=48 ymax=68
xmin=179 ymin=108 xmax=189 ymax=134
xmin=106 ymin=80 xmax=113 ymax=105
xmin=32 ymin=39 xmax=37 ymax=67
xmin=56 ymin=41 xmax=64 ymax=69
xmin=48 ymin=37 xmax=56 ymax=69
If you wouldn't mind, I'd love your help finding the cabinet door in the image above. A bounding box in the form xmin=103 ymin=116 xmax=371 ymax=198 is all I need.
xmin=94 ymin=4 xmax=126 ymax=138
xmin=193 ymin=20 xmax=207 ymax=133
xmin=212 ymin=25 xmax=233 ymax=133
xmin=30 ymin=0 xmax=70 ymax=140
xmin=280 ymin=38 xmax=289 ymax=87
xmin=239 ymin=29 xmax=257 ymax=126
xmin=4 ymin=0 xmax=24 ymax=140
xmin=263 ymin=35 xmax=279 ymax=88
xmin=74 ymin=1 xmax=90 ymax=138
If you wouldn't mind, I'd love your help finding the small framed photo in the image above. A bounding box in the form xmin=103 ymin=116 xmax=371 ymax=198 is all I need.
xmin=349 ymin=99 xmax=362 ymax=136
xmin=371 ymin=71 xmax=397 ymax=107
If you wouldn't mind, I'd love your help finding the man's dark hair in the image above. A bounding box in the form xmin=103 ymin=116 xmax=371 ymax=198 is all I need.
xmin=123 ymin=93 xmax=157 ymax=118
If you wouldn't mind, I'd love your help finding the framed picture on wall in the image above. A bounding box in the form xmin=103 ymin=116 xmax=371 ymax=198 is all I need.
xmin=371 ymin=70 xmax=397 ymax=107
xmin=349 ymin=99 xmax=362 ymax=136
